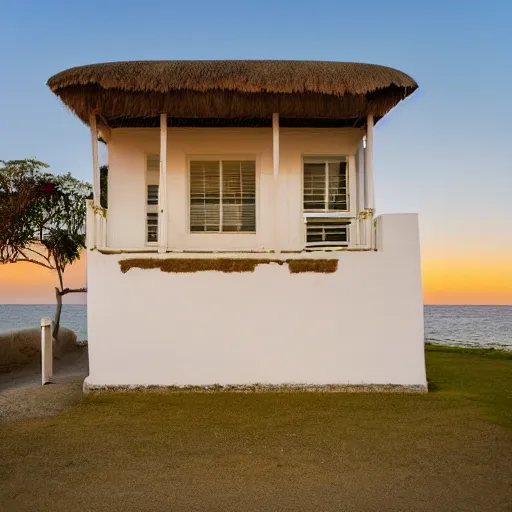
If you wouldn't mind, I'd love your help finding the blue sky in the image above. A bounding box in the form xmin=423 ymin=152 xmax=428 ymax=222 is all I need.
xmin=0 ymin=0 xmax=511 ymax=302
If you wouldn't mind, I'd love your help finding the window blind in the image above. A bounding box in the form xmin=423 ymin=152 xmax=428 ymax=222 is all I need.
xmin=190 ymin=160 xmax=221 ymax=232
xmin=190 ymin=160 xmax=256 ymax=233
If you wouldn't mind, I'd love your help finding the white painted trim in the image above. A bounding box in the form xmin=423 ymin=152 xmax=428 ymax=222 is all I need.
xmin=301 ymin=154 xmax=356 ymax=247
xmin=158 ymin=114 xmax=168 ymax=253
xmin=89 ymin=114 xmax=100 ymax=205
xmin=303 ymin=212 xmax=355 ymax=219
xmin=301 ymin=155 xmax=351 ymax=214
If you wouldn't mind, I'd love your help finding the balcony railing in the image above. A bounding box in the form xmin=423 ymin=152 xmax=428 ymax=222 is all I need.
xmin=86 ymin=199 xmax=107 ymax=250
xmin=86 ymin=199 xmax=375 ymax=253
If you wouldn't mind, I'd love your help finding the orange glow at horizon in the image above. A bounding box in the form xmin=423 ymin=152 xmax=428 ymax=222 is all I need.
xmin=423 ymin=257 xmax=512 ymax=305
xmin=0 ymin=254 xmax=87 ymax=304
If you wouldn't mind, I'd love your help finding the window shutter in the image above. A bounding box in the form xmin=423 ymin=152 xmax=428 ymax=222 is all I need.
xmin=146 ymin=154 xmax=159 ymax=243
xmin=190 ymin=160 xmax=221 ymax=232
xmin=221 ymin=160 xmax=256 ymax=232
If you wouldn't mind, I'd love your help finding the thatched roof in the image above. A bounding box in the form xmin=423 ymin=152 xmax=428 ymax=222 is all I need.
xmin=47 ymin=60 xmax=417 ymax=128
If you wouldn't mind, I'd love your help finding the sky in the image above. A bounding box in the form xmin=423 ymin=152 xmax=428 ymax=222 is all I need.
xmin=0 ymin=0 xmax=511 ymax=305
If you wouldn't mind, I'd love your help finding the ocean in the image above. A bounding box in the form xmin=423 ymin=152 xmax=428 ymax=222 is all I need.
xmin=0 ymin=304 xmax=511 ymax=350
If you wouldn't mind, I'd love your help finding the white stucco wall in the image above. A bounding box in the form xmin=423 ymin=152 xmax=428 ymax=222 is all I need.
xmin=106 ymin=127 xmax=364 ymax=251
xmin=84 ymin=213 xmax=426 ymax=389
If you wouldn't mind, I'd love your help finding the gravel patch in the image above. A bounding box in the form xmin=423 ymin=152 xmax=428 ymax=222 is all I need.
xmin=0 ymin=346 xmax=88 ymax=422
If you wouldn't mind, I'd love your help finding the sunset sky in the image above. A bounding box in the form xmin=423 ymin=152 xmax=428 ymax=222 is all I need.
xmin=0 ymin=0 xmax=511 ymax=305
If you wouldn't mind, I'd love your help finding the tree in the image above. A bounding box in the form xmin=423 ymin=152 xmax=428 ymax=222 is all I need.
xmin=0 ymin=159 xmax=92 ymax=340
xmin=100 ymin=165 xmax=108 ymax=208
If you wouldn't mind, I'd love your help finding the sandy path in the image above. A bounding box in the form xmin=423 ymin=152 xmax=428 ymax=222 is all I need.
xmin=0 ymin=346 xmax=88 ymax=422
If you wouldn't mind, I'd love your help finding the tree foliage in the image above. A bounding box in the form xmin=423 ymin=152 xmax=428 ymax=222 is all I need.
xmin=0 ymin=159 xmax=92 ymax=339
xmin=0 ymin=159 xmax=91 ymax=270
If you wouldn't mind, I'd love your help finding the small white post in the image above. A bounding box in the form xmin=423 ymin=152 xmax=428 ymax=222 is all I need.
xmin=89 ymin=113 xmax=101 ymax=206
xmin=41 ymin=318 xmax=53 ymax=385
xmin=272 ymin=113 xmax=280 ymax=253
xmin=158 ymin=113 xmax=168 ymax=253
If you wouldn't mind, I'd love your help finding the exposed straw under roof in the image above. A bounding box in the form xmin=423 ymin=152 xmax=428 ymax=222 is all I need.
xmin=47 ymin=60 xmax=417 ymax=128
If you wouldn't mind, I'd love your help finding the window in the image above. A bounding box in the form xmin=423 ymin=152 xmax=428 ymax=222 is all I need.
xmin=303 ymin=156 xmax=350 ymax=248
xmin=303 ymin=156 xmax=348 ymax=212
xmin=190 ymin=160 xmax=256 ymax=233
xmin=146 ymin=154 xmax=159 ymax=243
xmin=305 ymin=218 xmax=349 ymax=247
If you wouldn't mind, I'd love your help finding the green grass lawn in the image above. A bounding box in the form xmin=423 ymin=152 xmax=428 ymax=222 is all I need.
xmin=1 ymin=345 xmax=511 ymax=512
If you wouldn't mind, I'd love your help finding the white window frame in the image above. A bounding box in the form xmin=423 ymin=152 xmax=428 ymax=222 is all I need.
xmin=304 ymin=218 xmax=351 ymax=248
xmin=301 ymin=154 xmax=357 ymax=248
xmin=145 ymin=153 xmax=160 ymax=247
xmin=187 ymin=154 xmax=259 ymax=235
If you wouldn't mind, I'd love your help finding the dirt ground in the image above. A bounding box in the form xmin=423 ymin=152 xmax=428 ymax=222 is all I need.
xmin=0 ymin=346 xmax=88 ymax=421
xmin=0 ymin=347 xmax=511 ymax=512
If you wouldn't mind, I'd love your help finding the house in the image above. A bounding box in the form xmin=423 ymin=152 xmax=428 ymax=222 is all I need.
xmin=47 ymin=60 xmax=427 ymax=391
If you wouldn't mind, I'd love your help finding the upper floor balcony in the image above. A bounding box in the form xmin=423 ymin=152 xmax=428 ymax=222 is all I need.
xmin=47 ymin=60 xmax=417 ymax=254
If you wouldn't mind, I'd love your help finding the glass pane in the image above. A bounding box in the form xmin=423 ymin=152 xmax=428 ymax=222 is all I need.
xmin=221 ymin=161 xmax=256 ymax=232
xmin=306 ymin=220 xmax=349 ymax=246
xmin=304 ymin=163 xmax=326 ymax=211
xmin=146 ymin=213 xmax=158 ymax=243
xmin=190 ymin=161 xmax=221 ymax=232
xmin=328 ymin=161 xmax=348 ymax=211
xmin=147 ymin=185 xmax=159 ymax=205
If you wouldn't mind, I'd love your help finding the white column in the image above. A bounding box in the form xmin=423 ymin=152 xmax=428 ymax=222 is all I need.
xmin=158 ymin=113 xmax=168 ymax=253
xmin=356 ymin=141 xmax=365 ymax=245
xmin=272 ymin=113 xmax=280 ymax=253
xmin=357 ymin=141 xmax=365 ymax=215
xmin=365 ymin=115 xmax=375 ymax=211
xmin=41 ymin=318 xmax=53 ymax=385
xmin=89 ymin=114 xmax=101 ymax=206
xmin=364 ymin=115 xmax=376 ymax=249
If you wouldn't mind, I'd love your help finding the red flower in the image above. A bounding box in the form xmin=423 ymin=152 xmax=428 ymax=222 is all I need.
xmin=41 ymin=183 xmax=56 ymax=194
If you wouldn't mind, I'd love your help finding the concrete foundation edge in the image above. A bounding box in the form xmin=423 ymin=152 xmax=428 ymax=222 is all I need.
xmin=83 ymin=379 xmax=428 ymax=394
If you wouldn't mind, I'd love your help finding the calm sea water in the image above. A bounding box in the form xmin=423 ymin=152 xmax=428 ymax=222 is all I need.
xmin=0 ymin=304 xmax=511 ymax=349
xmin=0 ymin=305 xmax=88 ymax=341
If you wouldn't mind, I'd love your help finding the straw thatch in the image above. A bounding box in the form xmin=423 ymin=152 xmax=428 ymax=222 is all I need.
xmin=118 ymin=258 xmax=339 ymax=274
xmin=47 ymin=61 xmax=417 ymax=127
